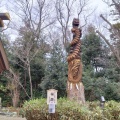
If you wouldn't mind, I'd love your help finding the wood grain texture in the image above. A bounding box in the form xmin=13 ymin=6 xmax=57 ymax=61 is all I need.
xmin=67 ymin=18 xmax=85 ymax=104
xmin=67 ymin=18 xmax=82 ymax=83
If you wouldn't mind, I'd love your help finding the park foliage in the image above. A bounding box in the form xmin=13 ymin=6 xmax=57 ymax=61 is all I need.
xmin=22 ymin=98 xmax=120 ymax=120
xmin=0 ymin=0 xmax=120 ymax=108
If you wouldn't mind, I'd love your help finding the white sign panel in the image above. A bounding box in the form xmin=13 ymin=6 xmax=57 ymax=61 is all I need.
xmin=47 ymin=89 xmax=58 ymax=105
xmin=49 ymin=104 xmax=55 ymax=113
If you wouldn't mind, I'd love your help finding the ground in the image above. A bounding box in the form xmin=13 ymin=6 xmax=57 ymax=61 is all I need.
xmin=0 ymin=115 xmax=26 ymax=120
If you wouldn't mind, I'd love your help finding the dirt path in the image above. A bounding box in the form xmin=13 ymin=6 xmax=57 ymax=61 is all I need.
xmin=0 ymin=115 xmax=26 ymax=120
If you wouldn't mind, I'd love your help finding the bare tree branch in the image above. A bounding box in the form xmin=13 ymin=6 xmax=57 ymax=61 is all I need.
xmin=96 ymin=30 xmax=120 ymax=67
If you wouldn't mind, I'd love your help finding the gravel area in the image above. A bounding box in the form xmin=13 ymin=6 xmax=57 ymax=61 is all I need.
xmin=0 ymin=115 xmax=26 ymax=120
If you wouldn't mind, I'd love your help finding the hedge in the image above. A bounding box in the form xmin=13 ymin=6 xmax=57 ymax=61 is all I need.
xmin=21 ymin=98 xmax=120 ymax=120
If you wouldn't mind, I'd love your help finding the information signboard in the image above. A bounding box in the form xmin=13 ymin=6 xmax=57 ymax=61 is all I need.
xmin=47 ymin=89 xmax=58 ymax=105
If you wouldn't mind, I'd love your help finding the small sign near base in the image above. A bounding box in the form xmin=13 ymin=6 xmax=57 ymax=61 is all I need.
xmin=47 ymin=89 xmax=57 ymax=113
xmin=49 ymin=104 xmax=55 ymax=113
xmin=47 ymin=89 xmax=58 ymax=105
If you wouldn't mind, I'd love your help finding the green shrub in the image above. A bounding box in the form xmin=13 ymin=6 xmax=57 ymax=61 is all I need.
xmin=88 ymin=101 xmax=99 ymax=110
xmin=56 ymin=98 xmax=90 ymax=120
xmin=104 ymin=101 xmax=120 ymax=120
xmin=23 ymin=99 xmax=48 ymax=120
xmin=22 ymin=98 xmax=120 ymax=120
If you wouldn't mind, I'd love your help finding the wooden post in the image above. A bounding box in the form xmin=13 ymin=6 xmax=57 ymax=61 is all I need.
xmin=0 ymin=13 xmax=10 ymax=73
xmin=67 ymin=18 xmax=85 ymax=104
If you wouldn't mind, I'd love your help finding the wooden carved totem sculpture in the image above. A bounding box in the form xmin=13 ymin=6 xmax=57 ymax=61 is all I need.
xmin=67 ymin=18 xmax=85 ymax=104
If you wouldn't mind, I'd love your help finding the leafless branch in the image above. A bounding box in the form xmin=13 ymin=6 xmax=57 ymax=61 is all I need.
xmin=96 ymin=30 xmax=120 ymax=67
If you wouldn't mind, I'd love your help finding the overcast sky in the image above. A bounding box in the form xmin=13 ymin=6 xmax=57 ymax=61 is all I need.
xmin=0 ymin=0 xmax=110 ymax=40
xmin=0 ymin=0 xmax=109 ymax=14
xmin=91 ymin=0 xmax=108 ymax=11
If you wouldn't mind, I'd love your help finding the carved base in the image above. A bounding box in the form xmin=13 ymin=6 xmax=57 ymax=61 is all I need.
xmin=67 ymin=81 xmax=85 ymax=104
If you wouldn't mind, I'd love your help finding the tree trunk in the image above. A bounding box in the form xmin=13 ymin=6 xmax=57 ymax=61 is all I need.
xmin=12 ymin=87 xmax=20 ymax=108
xmin=12 ymin=74 xmax=20 ymax=108
xmin=28 ymin=63 xmax=33 ymax=99
xmin=67 ymin=81 xmax=85 ymax=104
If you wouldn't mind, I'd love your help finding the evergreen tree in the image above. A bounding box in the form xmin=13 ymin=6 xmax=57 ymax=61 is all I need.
xmin=82 ymin=25 xmax=109 ymax=101
xmin=82 ymin=25 xmax=104 ymax=71
xmin=82 ymin=25 xmax=120 ymax=101
xmin=40 ymin=40 xmax=67 ymax=98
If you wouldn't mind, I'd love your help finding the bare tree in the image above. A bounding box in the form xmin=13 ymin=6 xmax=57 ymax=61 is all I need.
xmin=96 ymin=0 xmax=120 ymax=67
xmin=6 ymin=0 xmax=54 ymax=99
xmin=5 ymin=68 xmax=31 ymax=107
xmin=55 ymin=0 xmax=93 ymax=49
xmin=5 ymin=0 xmax=95 ymax=100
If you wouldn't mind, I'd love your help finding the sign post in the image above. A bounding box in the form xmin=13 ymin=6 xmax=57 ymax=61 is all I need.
xmin=47 ymin=89 xmax=57 ymax=114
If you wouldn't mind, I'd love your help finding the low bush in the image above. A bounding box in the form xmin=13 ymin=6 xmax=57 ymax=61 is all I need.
xmin=104 ymin=101 xmax=120 ymax=120
xmin=22 ymin=98 xmax=120 ymax=120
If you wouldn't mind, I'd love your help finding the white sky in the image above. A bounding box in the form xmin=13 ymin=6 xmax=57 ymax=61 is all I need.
xmin=0 ymin=0 xmax=109 ymax=19
xmin=0 ymin=0 xmax=109 ymax=18
xmin=0 ymin=0 xmax=110 ymax=41
xmin=90 ymin=0 xmax=108 ymax=11
xmin=90 ymin=0 xmax=110 ymax=16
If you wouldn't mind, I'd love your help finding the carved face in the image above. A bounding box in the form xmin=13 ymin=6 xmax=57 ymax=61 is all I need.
xmin=72 ymin=18 xmax=79 ymax=26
